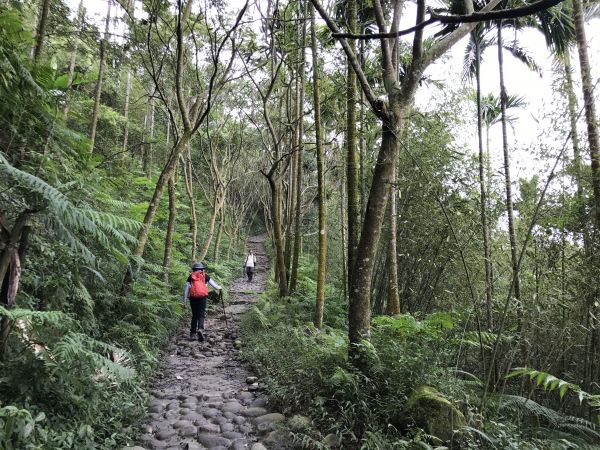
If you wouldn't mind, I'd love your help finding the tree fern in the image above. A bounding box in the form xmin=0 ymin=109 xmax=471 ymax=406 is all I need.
xmin=1 ymin=153 xmax=140 ymax=265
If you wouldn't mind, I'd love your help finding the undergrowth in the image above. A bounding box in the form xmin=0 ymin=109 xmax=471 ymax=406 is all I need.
xmin=240 ymin=259 xmax=600 ymax=450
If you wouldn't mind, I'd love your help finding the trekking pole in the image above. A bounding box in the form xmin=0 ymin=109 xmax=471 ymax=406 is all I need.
xmin=220 ymin=290 xmax=229 ymax=329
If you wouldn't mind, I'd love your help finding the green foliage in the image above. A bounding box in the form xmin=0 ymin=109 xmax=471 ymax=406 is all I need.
xmin=0 ymin=406 xmax=46 ymax=450
xmin=506 ymin=368 xmax=583 ymax=400
xmin=241 ymin=280 xmax=465 ymax=448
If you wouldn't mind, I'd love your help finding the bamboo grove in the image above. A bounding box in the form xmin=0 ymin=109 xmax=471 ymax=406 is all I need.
xmin=0 ymin=0 xmax=599 ymax=447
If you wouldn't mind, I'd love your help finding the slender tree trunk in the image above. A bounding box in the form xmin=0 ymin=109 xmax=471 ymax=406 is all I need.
xmin=359 ymin=37 xmax=366 ymax=220
xmin=268 ymin=175 xmax=288 ymax=297
xmin=573 ymin=0 xmax=600 ymax=395
xmin=90 ymin=0 xmax=112 ymax=153
xmin=476 ymin=38 xmax=494 ymax=330
xmin=143 ymin=88 xmax=155 ymax=177
xmin=311 ymin=3 xmax=327 ymax=329
xmin=63 ymin=0 xmax=84 ymax=120
xmin=497 ymin=23 xmax=522 ymax=325
xmin=290 ymin=3 xmax=307 ymax=294
xmin=122 ymin=68 xmax=133 ymax=152
xmin=182 ymin=151 xmax=198 ymax=261
xmin=213 ymin=204 xmax=225 ymax=263
xmin=340 ymin=173 xmax=347 ymax=301
xmin=284 ymin=85 xmax=295 ymax=279
xmin=163 ymin=174 xmax=176 ymax=282
xmin=120 ymin=2 xmax=135 ymax=152
xmin=564 ymin=55 xmax=582 ymax=202
xmin=33 ymin=0 xmax=51 ymax=62
xmin=386 ymin=160 xmax=400 ymax=315
xmin=573 ymin=0 xmax=600 ymax=229
xmin=346 ymin=0 xmax=360 ymax=294
xmin=198 ymin=192 xmax=224 ymax=262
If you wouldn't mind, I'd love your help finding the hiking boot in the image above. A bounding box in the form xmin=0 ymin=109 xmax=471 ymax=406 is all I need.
xmin=189 ymin=332 xmax=197 ymax=341
xmin=197 ymin=331 xmax=204 ymax=342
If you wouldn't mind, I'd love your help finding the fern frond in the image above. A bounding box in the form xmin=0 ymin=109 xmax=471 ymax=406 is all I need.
xmin=499 ymin=394 xmax=600 ymax=442
xmin=501 ymin=394 xmax=563 ymax=426
xmin=0 ymin=306 xmax=74 ymax=328
xmin=47 ymin=332 xmax=135 ymax=382
xmin=1 ymin=153 xmax=139 ymax=263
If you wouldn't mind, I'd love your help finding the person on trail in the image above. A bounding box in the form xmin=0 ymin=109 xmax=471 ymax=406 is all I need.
xmin=244 ymin=250 xmax=257 ymax=282
xmin=183 ymin=262 xmax=222 ymax=341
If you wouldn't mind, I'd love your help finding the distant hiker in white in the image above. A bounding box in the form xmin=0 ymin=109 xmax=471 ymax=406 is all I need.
xmin=244 ymin=251 xmax=257 ymax=282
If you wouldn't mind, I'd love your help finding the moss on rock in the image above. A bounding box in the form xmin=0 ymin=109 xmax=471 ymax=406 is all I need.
xmin=404 ymin=385 xmax=466 ymax=442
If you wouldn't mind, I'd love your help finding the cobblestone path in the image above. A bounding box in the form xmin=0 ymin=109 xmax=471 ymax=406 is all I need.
xmin=124 ymin=236 xmax=292 ymax=450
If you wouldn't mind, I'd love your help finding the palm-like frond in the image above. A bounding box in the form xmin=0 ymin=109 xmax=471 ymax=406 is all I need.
xmin=502 ymin=41 xmax=542 ymax=76
xmin=480 ymin=93 xmax=526 ymax=127
xmin=534 ymin=5 xmax=576 ymax=56
xmin=584 ymin=0 xmax=600 ymax=20
xmin=463 ymin=28 xmax=496 ymax=82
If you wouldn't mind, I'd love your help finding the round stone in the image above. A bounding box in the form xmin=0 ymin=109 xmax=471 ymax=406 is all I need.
xmin=242 ymin=407 xmax=268 ymax=417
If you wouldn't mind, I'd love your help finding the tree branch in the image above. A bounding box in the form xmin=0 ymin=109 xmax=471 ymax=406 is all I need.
xmin=333 ymin=0 xmax=565 ymax=39
xmin=309 ymin=0 xmax=384 ymax=119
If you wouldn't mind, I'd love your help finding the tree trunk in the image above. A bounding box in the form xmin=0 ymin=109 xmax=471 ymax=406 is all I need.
xmin=268 ymin=175 xmax=288 ymax=297
xmin=572 ymin=0 xmax=600 ymax=395
xmin=122 ymin=67 xmax=133 ymax=152
xmin=163 ymin=174 xmax=176 ymax=282
xmin=311 ymin=3 xmax=327 ymax=329
xmin=198 ymin=190 xmax=225 ymax=262
xmin=213 ymin=204 xmax=225 ymax=263
xmin=267 ymin=171 xmax=288 ymax=297
xmin=63 ymin=0 xmax=84 ymax=120
xmin=340 ymin=174 xmax=347 ymax=301
xmin=143 ymin=87 xmax=155 ymax=177
xmin=0 ymin=212 xmax=29 ymax=359
xmin=359 ymin=37 xmax=366 ymax=220
xmin=497 ymin=23 xmax=522 ymax=325
xmin=290 ymin=3 xmax=307 ymax=294
xmin=33 ymin=0 xmax=51 ymax=62
xmin=573 ymin=0 xmax=600 ymax=229
xmin=386 ymin=159 xmax=400 ymax=315
xmin=90 ymin=0 xmax=112 ymax=153
xmin=346 ymin=0 xmax=360 ymax=294
xmin=349 ymin=112 xmax=403 ymax=363
xmin=476 ymin=38 xmax=494 ymax=331
xmin=182 ymin=151 xmax=198 ymax=261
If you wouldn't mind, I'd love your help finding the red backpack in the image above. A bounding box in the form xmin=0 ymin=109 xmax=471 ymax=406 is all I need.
xmin=190 ymin=271 xmax=209 ymax=297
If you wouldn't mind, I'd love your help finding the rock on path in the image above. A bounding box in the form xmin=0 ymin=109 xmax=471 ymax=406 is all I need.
xmin=123 ymin=236 xmax=295 ymax=450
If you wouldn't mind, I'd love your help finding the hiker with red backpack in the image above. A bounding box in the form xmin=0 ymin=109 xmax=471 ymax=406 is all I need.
xmin=183 ymin=262 xmax=222 ymax=341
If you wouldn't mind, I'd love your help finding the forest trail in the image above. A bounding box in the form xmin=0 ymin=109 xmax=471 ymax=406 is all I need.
xmin=124 ymin=236 xmax=291 ymax=450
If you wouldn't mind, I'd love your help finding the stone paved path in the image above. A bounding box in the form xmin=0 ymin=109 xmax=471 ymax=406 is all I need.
xmin=123 ymin=236 xmax=293 ymax=450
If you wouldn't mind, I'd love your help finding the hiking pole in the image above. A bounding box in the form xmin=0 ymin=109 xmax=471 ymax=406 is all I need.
xmin=220 ymin=290 xmax=229 ymax=329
